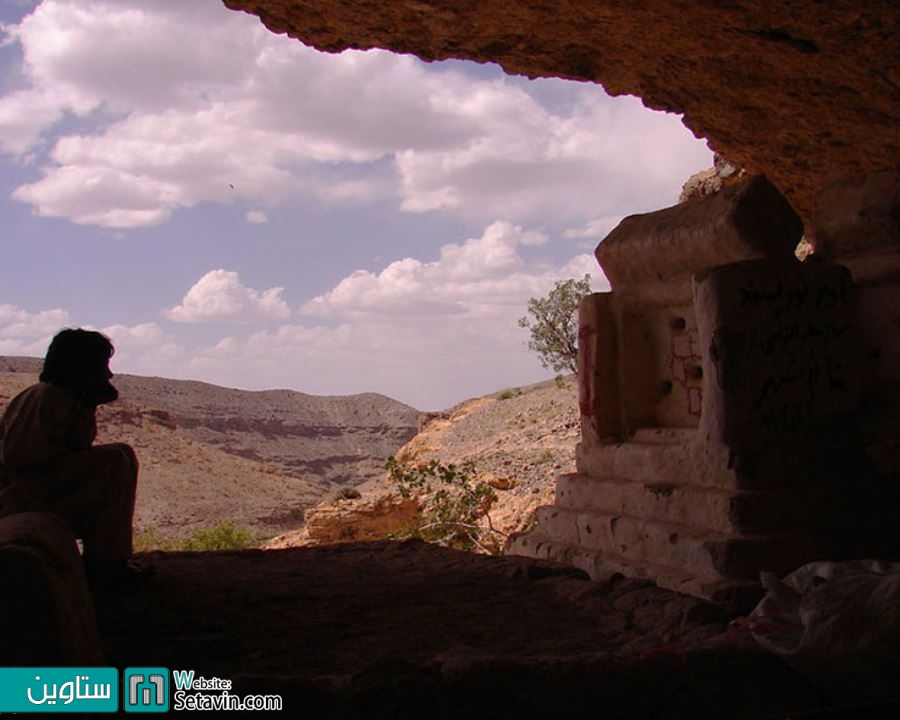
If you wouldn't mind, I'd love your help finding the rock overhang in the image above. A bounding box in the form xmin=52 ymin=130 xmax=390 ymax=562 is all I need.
xmin=222 ymin=0 xmax=899 ymax=233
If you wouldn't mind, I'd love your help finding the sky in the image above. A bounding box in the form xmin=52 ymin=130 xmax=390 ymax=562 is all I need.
xmin=0 ymin=0 xmax=713 ymax=410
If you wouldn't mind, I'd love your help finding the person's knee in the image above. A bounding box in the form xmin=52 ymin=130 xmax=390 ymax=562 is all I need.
xmin=102 ymin=443 xmax=138 ymax=477
xmin=115 ymin=443 xmax=139 ymax=476
xmin=94 ymin=444 xmax=138 ymax=491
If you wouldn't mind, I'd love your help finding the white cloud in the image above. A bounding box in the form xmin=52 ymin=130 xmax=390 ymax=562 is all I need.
xmin=396 ymin=92 xmax=711 ymax=223
xmin=301 ymin=222 xmax=546 ymax=318
xmin=165 ymin=269 xmax=290 ymax=324
xmin=101 ymin=322 xmax=185 ymax=374
xmin=564 ymin=216 xmax=621 ymax=240
xmin=0 ymin=304 xmax=72 ymax=355
xmin=0 ymin=2 xmax=707 ymax=409
xmin=0 ymin=88 xmax=63 ymax=155
xmin=208 ymin=222 xmax=609 ymax=408
xmin=1 ymin=0 xmax=711 ymax=229
xmin=0 ymin=223 xmax=610 ymax=408
xmin=559 ymin=253 xmax=605 ymax=283
xmin=12 ymin=163 xmax=175 ymax=228
xmin=244 ymin=210 xmax=268 ymax=224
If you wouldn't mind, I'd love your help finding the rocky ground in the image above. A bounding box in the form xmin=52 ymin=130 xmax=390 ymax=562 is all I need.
xmin=90 ymin=540 xmax=897 ymax=719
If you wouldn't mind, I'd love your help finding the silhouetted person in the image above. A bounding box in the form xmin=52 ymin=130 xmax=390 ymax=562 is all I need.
xmin=0 ymin=328 xmax=148 ymax=583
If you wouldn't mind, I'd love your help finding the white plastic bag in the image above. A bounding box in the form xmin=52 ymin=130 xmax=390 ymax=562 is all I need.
xmin=750 ymin=559 xmax=900 ymax=700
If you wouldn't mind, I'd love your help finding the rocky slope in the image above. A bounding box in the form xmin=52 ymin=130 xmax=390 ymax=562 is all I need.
xmin=267 ymin=376 xmax=580 ymax=549
xmin=0 ymin=357 xmax=421 ymax=541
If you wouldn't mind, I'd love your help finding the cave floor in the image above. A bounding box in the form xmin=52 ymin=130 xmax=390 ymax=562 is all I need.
xmin=92 ymin=540 xmax=890 ymax=719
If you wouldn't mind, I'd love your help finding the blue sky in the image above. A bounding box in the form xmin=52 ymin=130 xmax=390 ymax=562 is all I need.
xmin=0 ymin=0 xmax=712 ymax=409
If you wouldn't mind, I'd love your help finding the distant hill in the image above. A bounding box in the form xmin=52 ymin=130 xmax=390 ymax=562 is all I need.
xmin=110 ymin=374 xmax=421 ymax=487
xmin=0 ymin=357 xmax=41 ymax=373
xmin=0 ymin=357 xmax=422 ymax=542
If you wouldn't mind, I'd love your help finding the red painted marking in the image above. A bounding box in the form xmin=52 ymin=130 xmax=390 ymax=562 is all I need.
xmin=579 ymin=323 xmax=596 ymax=417
xmin=668 ymin=327 xmax=703 ymax=418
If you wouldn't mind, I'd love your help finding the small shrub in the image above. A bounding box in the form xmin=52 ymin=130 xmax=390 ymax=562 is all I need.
xmin=176 ymin=521 xmax=254 ymax=551
xmin=133 ymin=521 xmax=258 ymax=551
xmin=385 ymin=456 xmax=503 ymax=554
xmin=133 ymin=525 xmax=175 ymax=552
xmin=495 ymin=388 xmax=517 ymax=401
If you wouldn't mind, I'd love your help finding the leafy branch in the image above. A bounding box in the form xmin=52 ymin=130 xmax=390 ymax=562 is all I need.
xmin=385 ymin=456 xmax=503 ymax=553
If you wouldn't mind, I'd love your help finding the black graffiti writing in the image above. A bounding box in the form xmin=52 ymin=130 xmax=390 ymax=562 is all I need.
xmin=754 ymin=367 xmax=805 ymax=409
xmin=739 ymin=280 xmax=784 ymax=308
xmin=753 ymin=357 xmax=848 ymax=412
xmin=741 ymin=320 xmax=851 ymax=359
xmin=761 ymin=400 xmax=813 ymax=433
xmin=738 ymin=277 xmax=848 ymax=320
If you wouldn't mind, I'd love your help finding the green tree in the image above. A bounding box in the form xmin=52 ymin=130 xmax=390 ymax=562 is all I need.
xmin=518 ymin=274 xmax=592 ymax=375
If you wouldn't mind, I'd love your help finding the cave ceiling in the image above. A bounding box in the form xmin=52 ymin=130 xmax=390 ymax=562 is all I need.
xmin=223 ymin=0 xmax=899 ymax=234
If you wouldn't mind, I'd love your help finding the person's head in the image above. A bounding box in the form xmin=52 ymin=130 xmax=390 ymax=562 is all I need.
xmin=40 ymin=328 xmax=118 ymax=404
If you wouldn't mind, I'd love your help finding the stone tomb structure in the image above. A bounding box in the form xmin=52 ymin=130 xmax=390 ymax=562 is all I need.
xmin=509 ymin=175 xmax=893 ymax=605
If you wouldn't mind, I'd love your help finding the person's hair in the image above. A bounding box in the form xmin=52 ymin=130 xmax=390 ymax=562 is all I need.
xmin=40 ymin=328 xmax=116 ymax=400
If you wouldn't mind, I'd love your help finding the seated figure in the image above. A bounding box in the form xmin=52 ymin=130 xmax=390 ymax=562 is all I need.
xmin=0 ymin=328 xmax=148 ymax=582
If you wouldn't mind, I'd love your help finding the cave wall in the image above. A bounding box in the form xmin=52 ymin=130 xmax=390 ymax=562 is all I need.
xmin=222 ymin=0 xmax=899 ymax=233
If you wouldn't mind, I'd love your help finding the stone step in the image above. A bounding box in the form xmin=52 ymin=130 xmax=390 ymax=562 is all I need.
xmin=631 ymin=428 xmax=698 ymax=445
xmin=575 ymin=439 xmax=817 ymax=491
xmin=516 ymin=531 xmax=701 ymax=588
xmin=555 ymin=473 xmax=737 ymax=533
xmin=555 ymin=473 xmax=816 ymax=534
xmin=506 ymin=531 xmax=609 ymax=581
xmin=532 ymin=506 xmax=815 ymax=581
xmin=534 ymin=506 xmax=721 ymax=579
xmin=507 ymin=531 xmax=761 ymax=608
xmin=576 ymin=439 xmax=735 ymax=488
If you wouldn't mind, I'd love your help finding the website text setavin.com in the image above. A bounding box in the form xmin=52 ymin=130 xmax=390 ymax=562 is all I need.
xmin=0 ymin=667 xmax=283 ymax=713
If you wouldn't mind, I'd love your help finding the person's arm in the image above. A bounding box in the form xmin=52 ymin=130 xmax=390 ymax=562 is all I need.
xmin=0 ymin=384 xmax=93 ymax=468
xmin=0 ymin=385 xmax=60 ymax=468
xmin=65 ymin=400 xmax=97 ymax=449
